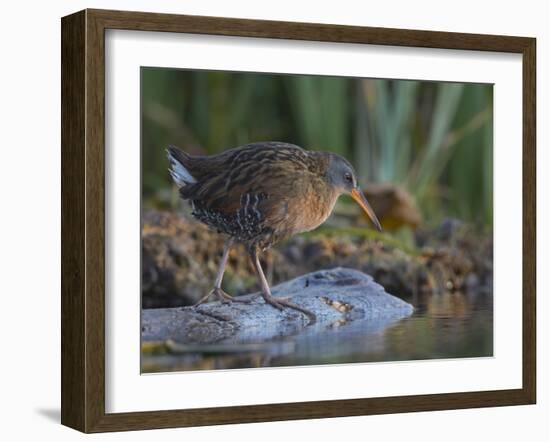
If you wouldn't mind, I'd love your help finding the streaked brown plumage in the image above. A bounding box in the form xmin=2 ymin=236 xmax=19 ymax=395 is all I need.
xmin=168 ymin=142 xmax=381 ymax=322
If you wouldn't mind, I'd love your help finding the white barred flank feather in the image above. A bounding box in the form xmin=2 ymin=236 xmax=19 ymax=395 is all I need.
xmin=167 ymin=149 xmax=197 ymax=186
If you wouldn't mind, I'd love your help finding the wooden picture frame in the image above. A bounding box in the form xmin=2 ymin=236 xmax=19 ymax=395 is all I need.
xmin=61 ymin=8 xmax=536 ymax=433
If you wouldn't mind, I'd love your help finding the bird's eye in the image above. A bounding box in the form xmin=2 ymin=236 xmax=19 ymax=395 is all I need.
xmin=344 ymin=173 xmax=353 ymax=183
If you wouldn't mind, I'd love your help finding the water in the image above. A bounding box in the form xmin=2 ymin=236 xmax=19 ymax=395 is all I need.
xmin=142 ymin=291 xmax=493 ymax=373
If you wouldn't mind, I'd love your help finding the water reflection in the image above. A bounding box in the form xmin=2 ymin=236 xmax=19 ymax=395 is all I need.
xmin=141 ymin=291 xmax=492 ymax=373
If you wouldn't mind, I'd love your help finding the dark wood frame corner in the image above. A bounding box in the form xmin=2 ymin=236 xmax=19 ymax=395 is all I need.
xmin=61 ymin=8 xmax=536 ymax=433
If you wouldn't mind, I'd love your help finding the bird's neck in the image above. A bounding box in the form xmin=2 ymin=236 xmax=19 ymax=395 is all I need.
xmin=305 ymin=151 xmax=332 ymax=177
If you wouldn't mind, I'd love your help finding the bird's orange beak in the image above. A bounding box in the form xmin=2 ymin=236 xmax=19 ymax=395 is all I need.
xmin=351 ymin=188 xmax=382 ymax=232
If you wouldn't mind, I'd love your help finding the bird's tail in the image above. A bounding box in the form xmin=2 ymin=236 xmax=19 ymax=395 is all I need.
xmin=167 ymin=145 xmax=197 ymax=187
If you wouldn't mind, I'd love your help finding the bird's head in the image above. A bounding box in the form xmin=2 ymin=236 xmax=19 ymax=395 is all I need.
xmin=326 ymin=153 xmax=382 ymax=232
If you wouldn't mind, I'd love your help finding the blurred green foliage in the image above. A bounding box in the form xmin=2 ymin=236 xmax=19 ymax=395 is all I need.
xmin=142 ymin=68 xmax=493 ymax=227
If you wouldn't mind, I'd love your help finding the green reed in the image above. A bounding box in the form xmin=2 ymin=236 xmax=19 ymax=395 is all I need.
xmin=141 ymin=68 xmax=493 ymax=227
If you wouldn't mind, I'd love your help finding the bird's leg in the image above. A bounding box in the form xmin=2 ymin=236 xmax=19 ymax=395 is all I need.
xmin=250 ymin=249 xmax=316 ymax=324
xmin=194 ymin=238 xmax=250 ymax=306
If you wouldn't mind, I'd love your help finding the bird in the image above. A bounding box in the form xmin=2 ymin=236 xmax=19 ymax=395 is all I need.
xmin=167 ymin=141 xmax=382 ymax=322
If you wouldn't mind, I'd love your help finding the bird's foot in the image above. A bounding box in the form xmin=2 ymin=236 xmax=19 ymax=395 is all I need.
xmin=262 ymin=295 xmax=316 ymax=325
xmin=194 ymin=287 xmax=251 ymax=307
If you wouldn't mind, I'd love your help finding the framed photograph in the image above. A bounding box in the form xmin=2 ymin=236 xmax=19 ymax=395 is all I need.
xmin=61 ymin=9 xmax=536 ymax=433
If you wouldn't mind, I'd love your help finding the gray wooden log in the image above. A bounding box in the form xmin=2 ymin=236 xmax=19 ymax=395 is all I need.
xmin=142 ymin=267 xmax=414 ymax=347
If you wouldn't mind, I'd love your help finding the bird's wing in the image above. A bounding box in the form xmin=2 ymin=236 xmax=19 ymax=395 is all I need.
xmin=185 ymin=143 xmax=316 ymax=219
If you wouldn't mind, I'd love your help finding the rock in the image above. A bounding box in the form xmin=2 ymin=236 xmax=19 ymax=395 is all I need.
xmin=361 ymin=183 xmax=422 ymax=231
xmin=142 ymin=267 xmax=413 ymax=346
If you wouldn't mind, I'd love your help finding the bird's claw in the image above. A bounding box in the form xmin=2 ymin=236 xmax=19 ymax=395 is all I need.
xmin=194 ymin=288 xmax=251 ymax=306
xmin=262 ymin=296 xmax=317 ymax=325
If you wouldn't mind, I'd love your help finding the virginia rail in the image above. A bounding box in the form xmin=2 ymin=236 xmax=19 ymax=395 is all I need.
xmin=167 ymin=142 xmax=382 ymax=321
